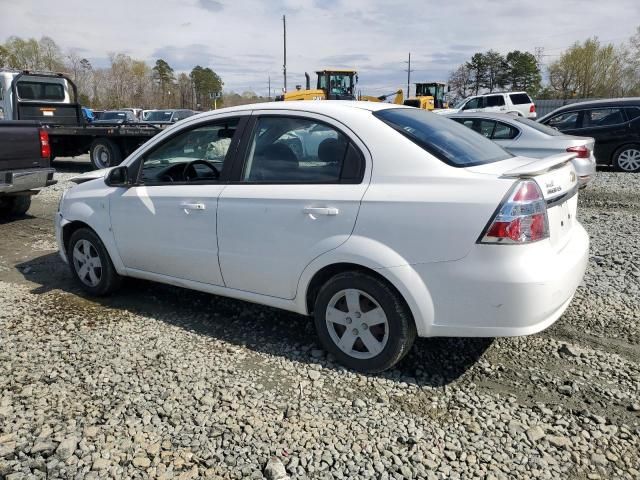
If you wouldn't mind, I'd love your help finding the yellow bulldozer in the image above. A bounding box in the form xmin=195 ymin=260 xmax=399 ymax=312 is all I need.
xmin=403 ymin=82 xmax=450 ymax=110
xmin=276 ymin=69 xmax=403 ymax=104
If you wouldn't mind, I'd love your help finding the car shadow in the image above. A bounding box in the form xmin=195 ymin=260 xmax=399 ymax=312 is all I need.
xmin=0 ymin=213 xmax=37 ymax=225
xmin=16 ymin=253 xmax=493 ymax=387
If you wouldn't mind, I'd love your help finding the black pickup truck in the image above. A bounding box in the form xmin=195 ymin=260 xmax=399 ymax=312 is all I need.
xmin=0 ymin=121 xmax=55 ymax=217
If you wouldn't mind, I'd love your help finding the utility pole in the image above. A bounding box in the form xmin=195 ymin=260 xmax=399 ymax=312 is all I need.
xmin=268 ymin=75 xmax=271 ymax=100
xmin=404 ymin=52 xmax=414 ymax=99
xmin=283 ymin=15 xmax=287 ymax=93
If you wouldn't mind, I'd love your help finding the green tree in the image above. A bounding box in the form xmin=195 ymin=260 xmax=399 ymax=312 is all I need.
xmin=152 ymin=59 xmax=175 ymax=107
xmin=4 ymin=36 xmax=41 ymax=69
xmin=481 ymin=50 xmax=507 ymax=92
xmin=505 ymin=50 xmax=541 ymax=95
xmin=0 ymin=45 xmax=12 ymax=67
xmin=190 ymin=65 xmax=223 ymax=109
xmin=466 ymin=53 xmax=487 ymax=95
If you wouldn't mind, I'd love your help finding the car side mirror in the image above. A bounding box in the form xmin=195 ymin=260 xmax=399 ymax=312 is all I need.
xmin=105 ymin=165 xmax=130 ymax=187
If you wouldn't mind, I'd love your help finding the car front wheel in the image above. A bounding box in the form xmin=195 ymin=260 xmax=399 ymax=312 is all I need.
xmin=313 ymin=272 xmax=416 ymax=373
xmin=67 ymin=228 xmax=122 ymax=296
xmin=613 ymin=145 xmax=640 ymax=172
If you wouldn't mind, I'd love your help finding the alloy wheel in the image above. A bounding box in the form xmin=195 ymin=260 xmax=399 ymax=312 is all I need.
xmin=325 ymin=288 xmax=389 ymax=360
xmin=72 ymin=239 xmax=103 ymax=287
xmin=617 ymin=148 xmax=640 ymax=172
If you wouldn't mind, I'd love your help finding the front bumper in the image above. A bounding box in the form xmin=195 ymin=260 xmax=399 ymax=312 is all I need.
xmin=0 ymin=168 xmax=56 ymax=194
xmin=412 ymin=223 xmax=589 ymax=337
xmin=55 ymin=212 xmax=69 ymax=264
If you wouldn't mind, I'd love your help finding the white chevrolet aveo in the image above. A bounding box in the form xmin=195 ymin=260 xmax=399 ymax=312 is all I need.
xmin=56 ymin=101 xmax=589 ymax=372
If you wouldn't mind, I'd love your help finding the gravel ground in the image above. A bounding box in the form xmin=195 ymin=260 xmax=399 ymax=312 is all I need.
xmin=0 ymin=162 xmax=639 ymax=480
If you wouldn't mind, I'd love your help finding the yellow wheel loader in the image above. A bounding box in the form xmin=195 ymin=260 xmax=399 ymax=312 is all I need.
xmin=403 ymin=82 xmax=450 ymax=110
xmin=276 ymin=69 xmax=403 ymax=104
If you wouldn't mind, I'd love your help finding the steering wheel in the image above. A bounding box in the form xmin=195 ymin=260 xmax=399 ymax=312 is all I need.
xmin=183 ymin=159 xmax=220 ymax=182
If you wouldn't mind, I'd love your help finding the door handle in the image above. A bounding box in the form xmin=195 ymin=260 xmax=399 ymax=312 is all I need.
xmin=303 ymin=206 xmax=339 ymax=216
xmin=181 ymin=202 xmax=206 ymax=212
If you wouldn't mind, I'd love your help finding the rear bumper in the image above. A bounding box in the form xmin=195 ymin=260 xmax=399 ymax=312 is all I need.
xmin=410 ymin=223 xmax=589 ymax=337
xmin=0 ymin=168 xmax=56 ymax=194
xmin=574 ymin=155 xmax=597 ymax=187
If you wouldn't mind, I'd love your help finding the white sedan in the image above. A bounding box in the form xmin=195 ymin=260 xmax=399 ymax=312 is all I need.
xmin=56 ymin=101 xmax=589 ymax=372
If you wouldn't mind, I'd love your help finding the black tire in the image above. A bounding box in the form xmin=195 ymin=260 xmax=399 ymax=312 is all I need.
xmin=313 ymin=271 xmax=416 ymax=373
xmin=67 ymin=228 xmax=122 ymax=296
xmin=0 ymin=195 xmax=31 ymax=218
xmin=612 ymin=144 xmax=640 ymax=173
xmin=90 ymin=138 xmax=122 ymax=170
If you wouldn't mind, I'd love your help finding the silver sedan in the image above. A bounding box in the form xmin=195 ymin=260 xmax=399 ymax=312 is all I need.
xmin=448 ymin=112 xmax=596 ymax=187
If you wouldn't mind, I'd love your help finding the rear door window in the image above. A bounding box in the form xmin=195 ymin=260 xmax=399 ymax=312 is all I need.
xmin=374 ymin=108 xmax=511 ymax=167
xmin=625 ymin=107 xmax=640 ymax=121
xmin=492 ymin=122 xmax=519 ymax=140
xmin=241 ymin=116 xmax=363 ymax=183
xmin=485 ymin=95 xmax=505 ymax=107
xmin=509 ymin=93 xmax=532 ymax=105
xmin=585 ymin=108 xmax=625 ymax=127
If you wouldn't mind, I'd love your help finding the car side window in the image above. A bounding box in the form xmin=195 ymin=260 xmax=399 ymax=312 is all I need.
xmin=546 ymin=111 xmax=579 ymax=130
xmin=140 ymin=118 xmax=240 ymax=184
xmin=486 ymin=95 xmax=505 ymax=107
xmin=241 ymin=116 xmax=363 ymax=183
xmin=463 ymin=98 xmax=481 ymax=110
xmin=492 ymin=122 xmax=519 ymax=140
xmin=625 ymin=107 xmax=640 ymax=121
xmin=585 ymin=108 xmax=625 ymax=127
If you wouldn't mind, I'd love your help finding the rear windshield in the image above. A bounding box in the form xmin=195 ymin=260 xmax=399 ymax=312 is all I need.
xmin=101 ymin=111 xmax=128 ymax=120
xmin=17 ymin=81 xmax=65 ymax=101
xmin=513 ymin=116 xmax=564 ymax=136
xmin=374 ymin=108 xmax=512 ymax=167
xmin=144 ymin=110 xmax=173 ymax=121
xmin=509 ymin=93 xmax=532 ymax=105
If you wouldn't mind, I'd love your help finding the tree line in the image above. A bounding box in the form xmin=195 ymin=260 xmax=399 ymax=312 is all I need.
xmin=0 ymin=36 xmax=268 ymax=110
xmin=448 ymin=26 xmax=640 ymax=101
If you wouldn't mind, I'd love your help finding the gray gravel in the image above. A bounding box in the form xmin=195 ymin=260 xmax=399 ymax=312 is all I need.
xmin=0 ymin=165 xmax=639 ymax=479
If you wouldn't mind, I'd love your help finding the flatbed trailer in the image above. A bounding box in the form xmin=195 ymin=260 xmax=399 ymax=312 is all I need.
xmin=46 ymin=122 xmax=163 ymax=169
xmin=1 ymin=69 xmax=167 ymax=169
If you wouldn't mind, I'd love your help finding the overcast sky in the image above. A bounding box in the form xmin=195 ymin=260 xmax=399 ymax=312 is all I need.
xmin=2 ymin=0 xmax=639 ymax=96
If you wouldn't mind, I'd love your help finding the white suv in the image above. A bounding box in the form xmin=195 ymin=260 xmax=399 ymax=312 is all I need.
xmin=444 ymin=92 xmax=537 ymax=119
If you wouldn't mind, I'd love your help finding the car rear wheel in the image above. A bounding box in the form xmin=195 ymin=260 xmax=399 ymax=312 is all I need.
xmin=313 ymin=272 xmax=416 ymax=373
xmin=67 ymin=228 xmax=122 ymax=296
xmin=613 ymin=145 xmax=640 ymax=172
xmin=90 ymin=139 xmax=122 ymax=170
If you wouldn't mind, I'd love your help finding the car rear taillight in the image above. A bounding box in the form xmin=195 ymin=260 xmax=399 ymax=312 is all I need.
xmin=566 ymin=145 xmax=589 ymax=158
xmin=480 ymin=180 xmax=549 ymax=244
xmin=529 ymin=104 xmax=536 ymax=113
xmin=39 ymin=129 xmax=51 ymax=159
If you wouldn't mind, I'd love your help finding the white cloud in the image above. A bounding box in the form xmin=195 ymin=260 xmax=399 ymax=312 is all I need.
xmin=2 ymin=0 xmax=638 ymax=95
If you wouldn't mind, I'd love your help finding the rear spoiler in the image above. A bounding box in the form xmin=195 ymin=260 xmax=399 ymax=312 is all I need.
xmin=500 ymin=152 xmax=576 ymax=178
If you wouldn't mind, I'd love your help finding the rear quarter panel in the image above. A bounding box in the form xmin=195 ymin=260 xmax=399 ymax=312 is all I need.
xmin=344 ymin=121 xmax=513 ymax=266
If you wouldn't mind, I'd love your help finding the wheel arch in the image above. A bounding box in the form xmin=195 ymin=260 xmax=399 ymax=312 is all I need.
xmin=296 ymin=239 xmax=436 ymax=336
xmin=611 ymin=142 xmax=640 ymax=169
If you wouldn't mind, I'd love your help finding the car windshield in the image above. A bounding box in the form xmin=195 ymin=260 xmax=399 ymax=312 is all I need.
xmin=100 ymin=111 xmax=128 ymax=120
xmin=144 ymin=110 xmax=174 ymax=121
xmin=513 ymin=117 xmax=564 ymax=136
xmin=374 ymin=108 xmax=512 ymax=167
xmin=453 ymin=98 xmax=468 ymax=109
